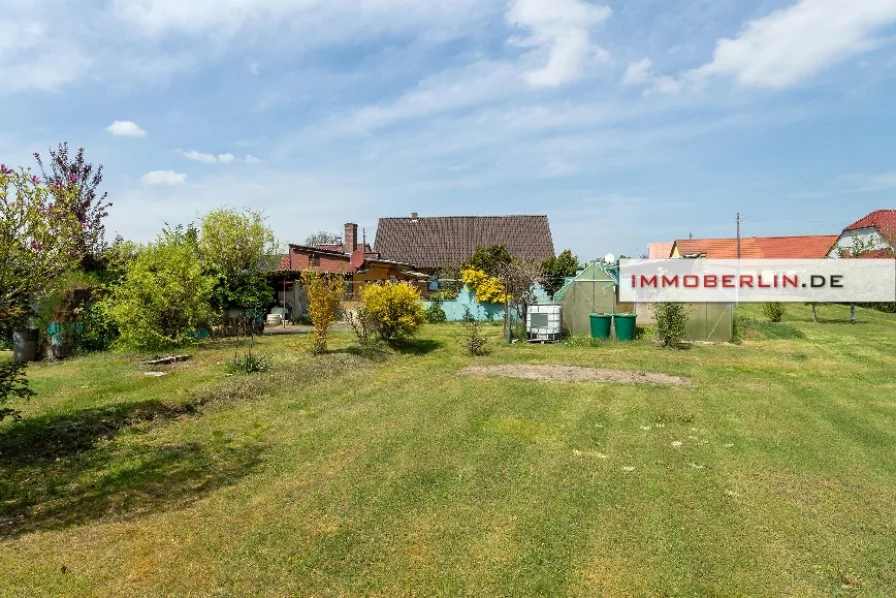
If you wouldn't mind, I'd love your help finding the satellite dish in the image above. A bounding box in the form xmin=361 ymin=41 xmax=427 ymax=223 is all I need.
xmin=350 ymin=249 xmax=366 ymax=269
xmin=604 ymin=253 xmax=616 ymax=264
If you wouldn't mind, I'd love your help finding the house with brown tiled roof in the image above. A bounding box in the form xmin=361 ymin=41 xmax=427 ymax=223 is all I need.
xmin=374 ymin=213 xmax=555 ymax=271
xmin=670 ymin=235 xmax=839 ymax=259
xmin=647 ymin=242 xmax=674 ymax=259
xmin=829 ymin=209 xmax=896 ymax=257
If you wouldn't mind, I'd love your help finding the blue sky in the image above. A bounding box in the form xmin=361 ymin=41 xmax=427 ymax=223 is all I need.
xmin=2 ymin=0 xmax=896 ymax=260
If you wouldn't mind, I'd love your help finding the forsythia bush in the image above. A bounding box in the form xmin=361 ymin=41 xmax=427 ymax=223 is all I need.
xmin=461 ymin=267 xmax=508 ymax=304
xmin=361 ymin=281 xmax=425 ymax=341
xmin=301 ymin=272 xmax=345 ymax=355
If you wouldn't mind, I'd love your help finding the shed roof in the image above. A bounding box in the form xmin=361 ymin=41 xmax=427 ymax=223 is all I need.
xmin=374 ymin=215 xmax=555 ymax=269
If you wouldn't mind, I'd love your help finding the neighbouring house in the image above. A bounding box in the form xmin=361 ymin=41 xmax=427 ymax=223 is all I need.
xmin=829 ymin=209 xmax=896 ymax=257
xmin=670 ymin=235 xmax=839 ymax=259
xmin=374 ymin=213 xmax=556 ymax=272
xmin=269 ymin=223 xmax=429 ymax=319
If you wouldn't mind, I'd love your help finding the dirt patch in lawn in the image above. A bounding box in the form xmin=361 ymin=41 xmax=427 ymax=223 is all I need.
xmin=462 ymin=365 xmax=692 ymax=386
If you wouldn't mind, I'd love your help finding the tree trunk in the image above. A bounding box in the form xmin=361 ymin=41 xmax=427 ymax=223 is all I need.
xmin=811 ymin=303 xmax=817 ymax=323
xmin=850 ymin=303 xmax=856 ymax=324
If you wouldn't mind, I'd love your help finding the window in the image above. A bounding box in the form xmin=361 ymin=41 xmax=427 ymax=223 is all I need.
xmin=311 ymin=255 xmax=320 ymax=267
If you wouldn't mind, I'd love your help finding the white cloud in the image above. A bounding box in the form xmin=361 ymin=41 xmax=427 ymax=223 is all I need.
xmin=691 ymin=0 xmax=896 ymax=89
xmin=327 ymin=61 xmax=520 ymax=134
xmin=141 ymin=170 xmax=187 ymax=185
xmin=506 ymin=0 xmax=611 ymax=87
xmin=179 ymin=150 xmax=249 ymax=164
xmin=243 ymin=155 xmax=263 ymax=164
xmin=0 ymin=16 xmax=90 ymax=94
xmin=247 ymin=59 xmax=260 ymax=75
xmin=106 ymin=120 xmax=147 ymax=137
xmin=622 ymin=58 xmax=653 ymax=86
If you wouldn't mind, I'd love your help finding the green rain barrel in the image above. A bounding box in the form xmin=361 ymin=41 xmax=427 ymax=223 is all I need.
xmin=589 ymin=313 xmax=612 ymax=339
xmin=613 ymin=313 xmax=638 ymax=341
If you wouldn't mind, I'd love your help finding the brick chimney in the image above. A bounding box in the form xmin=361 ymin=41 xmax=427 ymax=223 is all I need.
xmin=344 ymin=223 xmax=358 ymax=254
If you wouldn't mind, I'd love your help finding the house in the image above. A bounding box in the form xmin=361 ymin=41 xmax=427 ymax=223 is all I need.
xmin=670 ymin=235 xmax=839 ymax=259
xmin=270 ymin=223 xmax=428 ymax=319
xmin=374 ymin=213 xmax=556 ymax=272
xmin=829 ymin=210 xmax=896 ymax=257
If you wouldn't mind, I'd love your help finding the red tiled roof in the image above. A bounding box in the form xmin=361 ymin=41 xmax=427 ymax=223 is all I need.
xmin=753 ymin=235 xmax=840 ymax=258
xmin=374 ymin=215 xmax=555 ymax=269
xmin=315 ymin=243 xmax=374 ymax=253
xmin=844 ymin=209 xmax=896 ymax=244
xmin=648 ymin=242 xmax=673 ymax=259
xmin=672 ymin=237 xmax=764 ymax=258
xmin=859 ymin=247 xmax=896 ymax=259
xmin=671 ymin=235 xmax=838 ymax=259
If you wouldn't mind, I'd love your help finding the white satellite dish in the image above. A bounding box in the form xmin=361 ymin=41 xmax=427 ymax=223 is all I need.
xmin=604 ymin=253 xmax=616 ymax=264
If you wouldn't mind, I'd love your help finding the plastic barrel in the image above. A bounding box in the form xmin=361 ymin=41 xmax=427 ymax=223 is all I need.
xmin=613 ymin=313 xmax=638 ymax=341
xmin=589 ymin=313 xmax=612 ymax=339
xmin=12 ymin=328 xmax=39 ymax=363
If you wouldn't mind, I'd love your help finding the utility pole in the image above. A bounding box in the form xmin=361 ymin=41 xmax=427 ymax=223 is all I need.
xmin=736 ymin=212 xmax=741 ymax=260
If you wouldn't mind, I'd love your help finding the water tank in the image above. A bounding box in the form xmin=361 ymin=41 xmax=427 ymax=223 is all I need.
xmin=526 ymin=304 xmax=562 ymax=343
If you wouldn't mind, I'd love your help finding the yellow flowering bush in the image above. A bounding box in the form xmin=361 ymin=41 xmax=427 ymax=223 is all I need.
xmin=361 ymin=281 xmax=425 ymax=341
xmin=461 ymin=267 xmax=508 ymax=304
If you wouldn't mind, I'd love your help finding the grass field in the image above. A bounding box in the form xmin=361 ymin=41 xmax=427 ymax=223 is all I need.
xmin=1 ymin=303 xmax=895 ymax=597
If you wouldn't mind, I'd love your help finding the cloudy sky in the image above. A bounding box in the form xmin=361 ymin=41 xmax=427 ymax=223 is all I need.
xmin=2 ymin=0 xmax=896 ymax=259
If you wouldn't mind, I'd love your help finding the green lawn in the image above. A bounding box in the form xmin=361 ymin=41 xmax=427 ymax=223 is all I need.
xmin=2 ymin=303 xmax=896 ymax=597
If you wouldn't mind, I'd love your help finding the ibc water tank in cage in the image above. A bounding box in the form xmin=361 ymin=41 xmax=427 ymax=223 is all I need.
xmin=526 ymin=304 xmax=562 ymax=343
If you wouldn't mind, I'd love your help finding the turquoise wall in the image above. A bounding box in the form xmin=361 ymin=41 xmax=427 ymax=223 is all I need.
xmin=425 ymin=284 xmax=552 ymax=322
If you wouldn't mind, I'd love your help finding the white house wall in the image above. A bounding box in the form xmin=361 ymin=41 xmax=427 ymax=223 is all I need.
xmin=829 ymin=227 xmax=887 ymax=257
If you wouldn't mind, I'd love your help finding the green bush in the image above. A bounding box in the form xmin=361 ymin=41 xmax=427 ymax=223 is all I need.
xmin=76 ymin=301 xmax=118 ymax=352
xmin=763 ymin=302 xmax=785 ymax=323
xmin=107 ymin=226 xmax=216 ymax=351
xmin=225 ymin=351 xmax=269 ymax=375
xmin=424 ymin=302 xmax=447 ymax=324
xmin=463 ymin=319 xmax=488 ymax=356
xmin=655 ymin=302 xmax=687 ymax=348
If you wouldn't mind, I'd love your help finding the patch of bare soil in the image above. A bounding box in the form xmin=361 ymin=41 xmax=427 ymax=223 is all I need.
xmin=461 ymin=365 xmax=692 ymax=386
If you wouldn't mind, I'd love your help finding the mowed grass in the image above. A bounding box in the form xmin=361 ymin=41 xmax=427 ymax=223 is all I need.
xmin=1 ymin=303 xmax=895 ymax=597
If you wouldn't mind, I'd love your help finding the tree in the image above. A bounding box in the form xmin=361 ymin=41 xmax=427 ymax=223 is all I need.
xmin=106 ymin=225 xmax=216 ymax=351
xmin=305 ymin=230 xmax=342 ymax=247
xmin=540 ymin=249 xmax=579 ymax=299
xmin=655 ymin=302 xmax=687 ymax=348
xmin=34 ymin=143 xmax=111 ymax=270
xmin=498 ymin=259 xmax=543 ymax=341
xmin=199 ymin=208 xmax=278 ymax=312
xmin=465 ymin=244 xmax=513 ymax=276
xmin=0 ymin=165 xmax=81 ymax=328
xmin=361 ymin=281 xmax=425 ymax=341
xmin=301 ymin=272 xmax=345 ymax=354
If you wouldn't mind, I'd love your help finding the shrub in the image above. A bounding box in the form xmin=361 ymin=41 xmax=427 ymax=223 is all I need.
xmin=346 ymin=307 xmax=376 ymax=345
xmin=655 ymin=302 xmax=687 ymax=348
xmin=225 ymin=351 xmax=270 ymax=375
xmin=107 ymin=225 xmax=216 ymax=351
xmin=424 ymin=302 xmax=447 ymax=324
xmin=301 ymin=272 xmax=345 ymax=355
xmin=461 ymin=267 xmax=508 ymax=304
xmin=763 ymin=302 xmax=785 ymax=323
xmin=76 ymin=300 xmax=118 ymax=352
xmin=463 ymin=319 xmax=488 ymax=356
xmin=361 ymin=281 xmax=425 ymax=341
xmin=736 ymin=316 xmax=805 ymax=340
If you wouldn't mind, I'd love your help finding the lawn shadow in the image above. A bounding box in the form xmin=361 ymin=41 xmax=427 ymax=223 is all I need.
xmin=388 ymin=339 xmax=441 ymax=356
xmin=0 ymin=400 xmax=265 ymax=539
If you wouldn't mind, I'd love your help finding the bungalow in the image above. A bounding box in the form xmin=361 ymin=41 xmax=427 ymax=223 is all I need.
xmin=829 ymin=210 xmax=896 ymax=258
xmin=270 ymin=223 xmax=428 ymax=320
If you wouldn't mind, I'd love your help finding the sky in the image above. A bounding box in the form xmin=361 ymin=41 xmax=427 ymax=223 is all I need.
xmin=2 ymin=0 xmax=896 ymax=260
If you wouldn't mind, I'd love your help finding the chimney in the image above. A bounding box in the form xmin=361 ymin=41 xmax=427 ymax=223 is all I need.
xmin=344 ymin=223 xmax=358 ymax=253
